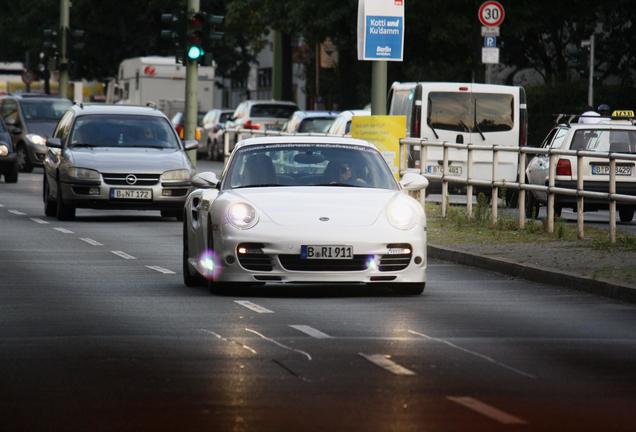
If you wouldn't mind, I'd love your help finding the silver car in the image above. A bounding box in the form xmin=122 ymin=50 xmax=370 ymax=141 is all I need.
xmin=43 ymin=104 xmax=197 ymax=221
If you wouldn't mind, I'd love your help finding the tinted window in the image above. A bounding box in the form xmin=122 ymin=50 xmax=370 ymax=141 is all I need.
xmin=69 ymin=115 xmax=179 ymax=149
xmin=298 ymin=118 xmax=335 ymax=133
xmin=224 ymin=143 xmax=398 ymax=190
xmin=20 ymin=99 xmax=71 ymax=121
xmin=389 ymin=88 xmax=414 ymax=133
xmin=219 ymin=112 xmax=233 ymax=123
xmin=249 ymin=104 xmax=297 ymax=118
xmin=427 ymin=92 xmax=514 ymax=133
xmin=572 ymin=129 xmax=636 ymax=153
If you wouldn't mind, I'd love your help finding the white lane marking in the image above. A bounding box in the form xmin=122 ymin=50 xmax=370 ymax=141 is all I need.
xmin=30 ymin=218 xmax=49 ymax=224
xmin=289 ymin=325 xmax=332 ymax=339
xmin=53 ymin=227 xmax=74 ymax=234
xmin=8 ymin=210 xmax=26 ymax=215
xmin=145 ymin=265 xmax=176 ymax=274
xmin=448 ymin=397 xmax=527 ymax=425
xmin=234 ymin=300 xmax=274 ymax=314
xmin=0 ymin=204 xmax=4 ymax=207
xmin=408 ymin=329 xmax=536 ymax=379
xmin=245 ymin=328 xmax=312 ymax=360
xmin=200 ymin=329 xmax=257 ymax=354
xmin=358 ymin=353 xmax=416 ymax=376
xmin=111 ymin=250 xmax=136 ymax=260
xmin=79 ymin=237 xmax=103 ymax=246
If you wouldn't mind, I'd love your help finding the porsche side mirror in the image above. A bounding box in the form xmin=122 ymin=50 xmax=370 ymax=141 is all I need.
xmin=192 ymin=171 xmax=219 ymax=189
xmin=400 ymin=172 xmax=429 ymax=191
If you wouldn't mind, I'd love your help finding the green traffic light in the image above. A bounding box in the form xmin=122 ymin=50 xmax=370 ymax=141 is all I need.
xmin=187 ymin=45 xmax=205 ymax=60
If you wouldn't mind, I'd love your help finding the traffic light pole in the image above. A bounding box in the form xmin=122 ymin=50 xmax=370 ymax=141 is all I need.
xmin=185 ymin=0 xmax=199 ymax=165
xmin=59 ymin=0 xmax=70 ymax=98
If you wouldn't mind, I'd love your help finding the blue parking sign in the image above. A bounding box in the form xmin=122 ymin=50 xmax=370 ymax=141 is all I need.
xmin=484 ymin=36 xmax=497 ymax=48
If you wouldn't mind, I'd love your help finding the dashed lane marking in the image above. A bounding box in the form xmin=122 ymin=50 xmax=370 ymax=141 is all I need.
xmin=289 ymin=325 xmax=332 ymax=339
xmin=8 ymin=210 xmax=26 ymax=216
xmin=358 ymin=353 xmax=416 ymax=376
xmin=407 ymin=329 xmax=536 ymax=379
xmin=30 ymin=218 xmax=49 ymax=224
xmin=0 ymin=204 xmax=4 ymax=207
xmin=79 ymin=238 xmax=103 ymax=246
xmin=200 ymin=329 xmax=258 ymax=354
xmin=234 ymin=300 xmax=274 ymax=314
xmin=245 ymin=328 xmax=312 ymax=360
xmin=111 ymin=250 xmax=136 ymax=260
xmin=53 ymin=227 xmax=74 ymax=234
xmin=447 ymin=397 xmax=527 ymax=425
xmin=145 ymin=265 xmax=176 ymax=274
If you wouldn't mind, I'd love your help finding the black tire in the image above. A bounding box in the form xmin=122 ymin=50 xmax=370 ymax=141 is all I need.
xmin=182 ymin=215 xmax=206 ymax=287
xmin=16 ymin=144 xmax=33 ymax=173
xmin=56 ymin=182 xmax=75 ymax=220
xmin=3 ymin=163 xmax=18 ymax=183
xmin=619 ymin=206 xmax=634 ymax=223
xmin=525 ymin=191 xmax=539 ymax=219
xmin=395 ymin=282 xmax=425 ymax=295
xmin=43 ymin=178 xmax=57 ymax=217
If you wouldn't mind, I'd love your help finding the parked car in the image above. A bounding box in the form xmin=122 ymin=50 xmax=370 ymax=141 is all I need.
xmin=200 ymin=108 xmax=233 ymax=161
xmin=0 ymin=118 xmax=18 ymax=183
xmin=327 ymin=110 xmax=371 ymax=136
xmin=0 ymin=94 xmax=72 ymax=172
xmin=170 ymin=111 xmax=205 ymax=141
xmin=525 ymin=112 xmax=636 ymax=222
xmin=43 ymin=104 xmax=197 ymax=220
xmin=182 ymin=136 xmax=429 ymax=295
xmin=283 ymin=110 xmax=339 ymax=134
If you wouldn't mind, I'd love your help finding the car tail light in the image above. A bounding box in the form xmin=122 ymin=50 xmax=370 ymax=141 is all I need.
xmin=175 ymin=124 xmax=184 ymax=139
xmin=556 ymin=159 xmax=572 ymax=176
xmin=244 ymin=120 xmax=261 ymax=130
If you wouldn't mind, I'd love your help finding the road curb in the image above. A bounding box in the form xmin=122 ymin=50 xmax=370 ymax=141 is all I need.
xmin=428 ymin=244 xmax=636 ymax=303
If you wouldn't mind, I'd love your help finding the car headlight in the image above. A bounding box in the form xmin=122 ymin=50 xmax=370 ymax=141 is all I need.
xmin=0 ymin=145 xmax=8 ymax=157
xmin=26 ymin=134 xmax=47 ymax=146
xmin=161 ymin=169 xmax=191 ymax=182
xmin=386 ymin=197 xmax=418 ymax=230
xmin=226 ymin=202 xmax=258 ymax=230
xmin=66 ymin=167 xmax=101 ymax=181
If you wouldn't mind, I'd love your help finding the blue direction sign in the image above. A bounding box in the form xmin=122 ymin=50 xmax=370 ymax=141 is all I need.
xmin=357 ymin=0 xmax=405 ymax=61
xmin=484 ymin=36 xmax=497 ymax=48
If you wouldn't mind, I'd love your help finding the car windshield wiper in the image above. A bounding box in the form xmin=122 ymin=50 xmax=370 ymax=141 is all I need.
xmin=473 ymin=99 xmax=486 ymax=141
xmin=234 ymin=183 xmax=288 ymax=189
xmin=70 ymin=143 xmax=98 ymax=148
xmin=315 ymin=182 xmax=363 ymax=187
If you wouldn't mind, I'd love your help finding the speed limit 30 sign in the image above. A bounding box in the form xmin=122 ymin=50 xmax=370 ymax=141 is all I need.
xmin=478 ymin=1 xmax=505 ymax=27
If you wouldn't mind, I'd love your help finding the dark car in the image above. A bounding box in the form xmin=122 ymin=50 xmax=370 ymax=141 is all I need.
xmin=0 ymin=94 xmax=72 ymax=172
xmin=0 ymin=117 xmax=18 ymax=183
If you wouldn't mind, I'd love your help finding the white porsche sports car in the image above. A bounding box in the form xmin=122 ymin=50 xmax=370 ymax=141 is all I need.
xmin=182 ymin=136 xmax=429 ymax=294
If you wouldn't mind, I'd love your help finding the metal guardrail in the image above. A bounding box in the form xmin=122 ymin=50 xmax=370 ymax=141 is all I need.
xmin=400 ymin=138 xmax=636 ymax=243
xmin=220 ymin=128 xmax=634 ymax=243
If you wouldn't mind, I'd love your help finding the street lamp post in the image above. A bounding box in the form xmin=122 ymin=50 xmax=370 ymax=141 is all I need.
xmin=581 ymin=34 xmax=595 ymax=107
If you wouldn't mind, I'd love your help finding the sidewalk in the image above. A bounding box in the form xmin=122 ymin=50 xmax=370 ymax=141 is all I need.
xmin=425 ymin=202 xmax=636 ymax=303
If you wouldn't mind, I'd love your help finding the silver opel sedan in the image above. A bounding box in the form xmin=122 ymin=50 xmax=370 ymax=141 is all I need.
xmin=43 ymin=104 xmax=197 ymax=220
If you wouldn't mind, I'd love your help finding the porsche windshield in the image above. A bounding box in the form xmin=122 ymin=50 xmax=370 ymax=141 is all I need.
xmin=224 ymin=143 xmax=398 ymax=190
xmin=69 ymin=115 xmax=180 ymax=149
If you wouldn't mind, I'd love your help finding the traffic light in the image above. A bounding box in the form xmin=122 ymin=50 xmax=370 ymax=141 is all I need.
xmin=42 ymin=28 xmax=59 ymax=60
xmin=186 ymin=12 xmax=206 ymax=62
xmin=161 ymin=12 xmax=185 ymax=63
xmin=68 ymin=29 xmax=85 ymax=55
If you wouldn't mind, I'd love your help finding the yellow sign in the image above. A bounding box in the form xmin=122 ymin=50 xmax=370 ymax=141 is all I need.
xmin=351 ymin=115 xmax=406 ymax=179
xmin=612 ymin=110 xmax=635 ymax=119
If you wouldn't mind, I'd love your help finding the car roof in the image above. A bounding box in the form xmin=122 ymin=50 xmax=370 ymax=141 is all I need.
xmin=2 ymin=94 xmax=70 ymax=101
xmin=293 ymin=110 xmax=339 ymax=119
xmin=71 ymin=104 xmax=168 ymax=118
xmin=562 ymin=122 xmax=636 ymax=130
xmin=242 ymin=100 xmax=298 ymax=106
xmin=235 ymin=136 xmax=376 ymax=150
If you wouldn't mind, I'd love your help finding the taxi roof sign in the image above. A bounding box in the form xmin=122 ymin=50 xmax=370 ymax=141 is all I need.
xmin=611 ymin=110 xmax=635 ymax=119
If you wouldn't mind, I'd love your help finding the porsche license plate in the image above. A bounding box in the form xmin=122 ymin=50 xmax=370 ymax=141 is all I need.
xmin=110 ymin=188 xmax=152 ymax=200
xmin=301 ymin=245 xmax=353 ymax=259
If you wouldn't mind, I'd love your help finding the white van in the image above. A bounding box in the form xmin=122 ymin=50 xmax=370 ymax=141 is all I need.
xmin=389 ymin=82 xmax=527 ymax=193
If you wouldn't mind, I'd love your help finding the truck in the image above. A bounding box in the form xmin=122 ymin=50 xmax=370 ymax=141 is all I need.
xmin=106 ymin=56 xmax=218 ymax=119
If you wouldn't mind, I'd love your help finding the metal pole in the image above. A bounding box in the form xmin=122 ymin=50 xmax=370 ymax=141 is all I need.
xmin=371 ymin=61 xmax=387 ymax=115
xmin=609 ymin=157 xmax=616 ymax=243
xmin=518 ymin=152 xmax=526 ymax=229
xmin=547 ymin=153 xmax=556 ymax=233
xmin=315 ymin=42 xmax=320 ymax=109
xmin=419 ymin=142 xmax=427 ymax=207
xmin=577 ymin=154 xmax=585 ymax=240
xmin=272 ymin=30 xmax=283 ymax=100
xmin=466 ymin=146 xmax=473 ymax=219
xmin=491 ymin=148 xmax=498 ymax=224
xmin=59 ymin=0 xmax=70 ymax=98
xmin=588 ymin=34 xmax=595 ymax=107
xmin=442 ymin=144 xmax=449 ymax=218
xmin=185 ymin=0 xmax=200 ymax=166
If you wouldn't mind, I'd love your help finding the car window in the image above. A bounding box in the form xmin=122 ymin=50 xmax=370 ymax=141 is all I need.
xmin=428 ymin=92 xmax=514 ymax=133
xmin=249 ymin=104 xmax=297 ymax=118
xmin=389 ymin=88 xmax=414 ymax=133
xmin=219 ymin=112 xmax=232 ymax=123
xmin=572 ymin=129 xmax=636 ymax=154
xmin=54 ymin=111 xmax=74 ymax=140
xmin=1 ymin=100 xmax=19 ymax=124
xmin=224 ymin=143 xmax=398 ymax=190
xmin=69 ymin=115 xmax=180 ymax=149
xmin=549 ymin=128 xmax=569 ymax=149
xmin=474 ymin=93 xmax=514 ymax=132
xmin=19 ymin=99 xmax=72 ymax=122
xmin=298 ymin=118 xmax=335 ymax=133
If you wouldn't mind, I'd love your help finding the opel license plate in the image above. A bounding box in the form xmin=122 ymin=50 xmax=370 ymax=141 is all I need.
xmin=111 ymin=188 xmax=152 ymax=200
xmin=301 ymin=245 xmax=353 ymax=259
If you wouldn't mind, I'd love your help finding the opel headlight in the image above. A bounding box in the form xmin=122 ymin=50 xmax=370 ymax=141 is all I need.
xmin=0 ymin=145 xmax=8 ymax=157
xmin=67 ymin=167 xmax=101 ymax=181
xmin=387 ymin=197 xmax=418 ymax=230
xmin=26 ymin=134 xmax=47 ymax=146
xmin=226 ymin=202 xmax=258 ymax=230
xmin=161 ymin=169 xmax=191 ymax=182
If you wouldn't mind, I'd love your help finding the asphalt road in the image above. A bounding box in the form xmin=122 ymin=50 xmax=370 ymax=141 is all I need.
xmin=1 ymin=166 xmax=635 ymax=431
